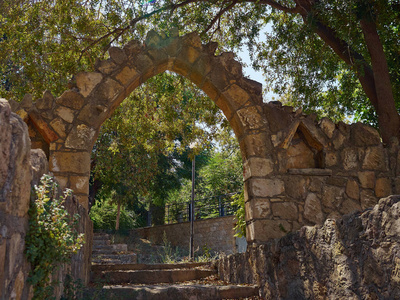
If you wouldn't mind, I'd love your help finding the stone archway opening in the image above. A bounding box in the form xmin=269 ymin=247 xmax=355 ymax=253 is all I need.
xmin=89 ymin=69 xmax=243 ymax=231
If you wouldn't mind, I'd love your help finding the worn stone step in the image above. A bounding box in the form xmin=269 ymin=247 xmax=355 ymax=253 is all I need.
xmin=95 ymin=269 xmax=217 ymax=285
xmin=92 ymin=254 xmax=138 ymax=265
xmin=93 ymin=233 xmax=111 ymax=240
xmin=92 ymin=262 xmax=211 ymax=272
xmin=93 ymin=243 xmax=128 ymax=252
xmin=85 ymin=284 xmax=259 ymax=300
xmin=93 ymin=239 xmax=111 ymax=246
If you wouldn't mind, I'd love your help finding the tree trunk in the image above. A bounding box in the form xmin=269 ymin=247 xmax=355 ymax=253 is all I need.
xmin=116 ymin=202 xmax=121 ymax=231
xmin=293 ymin=0 xmax=400 ymax=143
xmin=360 ymin=18 xmax=400 ymax=144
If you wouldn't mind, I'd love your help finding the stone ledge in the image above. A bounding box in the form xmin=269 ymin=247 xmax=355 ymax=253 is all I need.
xmin=287 ymin=168 xmax=332 ymax=176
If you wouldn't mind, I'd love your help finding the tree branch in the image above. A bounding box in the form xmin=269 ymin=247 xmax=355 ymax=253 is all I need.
xmin=129 ymin=0 xmax=199 ymax=27
xmin=256 ymin=0 xmax=301 ymax=13
xmin=202 ymin=0 xmax=238 ymax=35
xmin=78 ymin=25 xmax=130 ymax=62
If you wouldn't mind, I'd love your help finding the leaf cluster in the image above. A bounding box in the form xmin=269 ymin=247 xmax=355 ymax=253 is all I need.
xmin=25 ymin=174 xmax=85 ymax=299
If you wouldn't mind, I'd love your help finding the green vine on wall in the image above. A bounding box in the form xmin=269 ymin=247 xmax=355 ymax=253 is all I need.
xmin=25 ymin=174 xmax=85 ymax=299
xmin=231 ymin=191 xmax=246 ymax=238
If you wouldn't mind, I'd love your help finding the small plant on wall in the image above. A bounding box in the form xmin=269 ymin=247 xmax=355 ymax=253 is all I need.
xmin=25 ymin=174 xmax=85 ymax=299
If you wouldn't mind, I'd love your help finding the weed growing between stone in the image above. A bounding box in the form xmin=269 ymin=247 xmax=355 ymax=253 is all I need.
xmin=25 ymin=175 xmax=85 ymax=299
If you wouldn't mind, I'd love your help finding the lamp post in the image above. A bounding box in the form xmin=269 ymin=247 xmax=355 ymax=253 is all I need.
xmin=189 ymin=141 xmax=197 ymax=260
xmin=190 ymin=154 xmax=195 ymax=260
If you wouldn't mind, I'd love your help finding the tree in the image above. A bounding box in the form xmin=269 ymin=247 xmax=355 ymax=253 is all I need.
xmin=4 ymin=1 xmax=399 ymax=143
xmin=91 ymin=72 xmax=225 ymax=226
xmin=127 ymin=0 xmax=399 ymax=143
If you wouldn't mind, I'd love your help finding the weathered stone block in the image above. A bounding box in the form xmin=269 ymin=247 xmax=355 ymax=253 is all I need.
xmin=326 ymin=176 xmax=347 ymax=187
xmin=346 ymin=179 xmax=359 ymax=200
xmin=179 ymin=46 xmax=201 ymax=64
xmin=284 ymin=177 xmax=307 ymax=199
xmin=65 ymin=124 xmax=96 ymax=150
xmin=245 ymin=198 xmax=271 ymax=219
xmin=77 ymin=104 xmax=108 ymax=127
xmin=340 ymin=198 xmax=361 ymax=214
xmin=109 ymin=46 xmax=128 ymax=64
xmin=319 ymin=117 xmax=336 ymax=138
xmin=358 ymin=171 xmax=375 ymax=189
xmin=271 ymin=202 xmax=298 ymax=221
xmin=309 ymin=178 xmax=323 ymax=193
xmin=50 ymin=151 xmax=90 ymax=174
xmin=342 ymin=148 xmax=358 ymax=170
xmin=222 ymin=84 xmax=251 ymax=111
xmin=324 ymin=151 xmax=338 ymax=167
xmin=333 ymin=132 xmax=346 ymax=150
xmin=362 ymin=146 xmax=387 ymax=171
xmin=322 ymin=185 xmax=344 ymax=209
xmin=70 ymin=175 xmax=90 ymax=195
xmin=89 ymin=77 xmax=124 ymax=105
xmin=95 ymin=58 xmax=118 ymax=74
xmin=115 ymin=66 xmax=140 ymax=87
xmin=251 ymin=178 xmax=285 ymax=197
xmin=304 ymin=193 xmax=324 ymax=224
xmin=30 ymin=149 xmax=49 ymax=187
xmin=351 ymin=122 xmax=381 ymax=146
xmin=237 ymin=106 xmax=266 ymax=130
xmin=50 ymin=118 xmax=67 ymax=139
xmin=249 ymin=219 xmax=292 ymax=240
xmin=36 ymin=90 xmax=55 ymax=110
xmin=243 ymin=157 xmax=274 ymax=180
xmin=360 ymin=189 xmax=377 ymax=210
xmin=56 ymin=106 xmax=75 ymax=123
xmin=375 ymin=178 xmax=391 ymax=198
xmin=56 ymin=90 xmax=85 ymax=110
xmin=76 ymin=72 xmax=103 ymax=97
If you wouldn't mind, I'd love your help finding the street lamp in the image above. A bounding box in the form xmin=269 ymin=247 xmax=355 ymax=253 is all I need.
xmin=189 ymin=141 xmax=198 ymax=260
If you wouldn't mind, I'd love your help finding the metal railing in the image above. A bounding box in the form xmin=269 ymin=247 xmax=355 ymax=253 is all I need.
xmin=164 ymin=192 xmax=239 ymax=224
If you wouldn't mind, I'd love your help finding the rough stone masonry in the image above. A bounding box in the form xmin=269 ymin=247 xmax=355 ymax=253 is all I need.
xmin=8 ymin=30 xmax=400 ymax=245
xmin=0 ymin=99 xmax=92 ymax=299
xmin=218 ymin=195 xmax=400 ymax=299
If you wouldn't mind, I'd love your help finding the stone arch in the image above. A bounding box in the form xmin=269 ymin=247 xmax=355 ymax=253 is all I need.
xmin=11 ymin=30 xmax=394 ymax=245
xmin=10 ymin=30 xmax=274 ymax=243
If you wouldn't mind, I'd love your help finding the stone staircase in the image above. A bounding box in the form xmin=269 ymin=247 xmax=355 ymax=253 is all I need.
xmin=92 ymin=233 xmax=137 ymax=265
xmin=88 ymin=262 xmax=259 ymax=299
xmin=89 ymin=233 xmax=260 ymax=299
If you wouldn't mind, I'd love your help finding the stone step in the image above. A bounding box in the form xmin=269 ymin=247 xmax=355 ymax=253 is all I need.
xmin=92 ymin=253 xmax=137 ymax=265
xmin=92 ymin=262 xmax=211 ymax=272
xmin=92 ymin=243 xmax=128 ymax=252
xmin=93 ymin=239 xmax=111 ymax=246
xmin=85 ymin=284 xmax=259 ymax=300
xmin=94 ymin=269 xmax=217 ymax=285
xmin=93 ymin=233 xmax=110 ymax=240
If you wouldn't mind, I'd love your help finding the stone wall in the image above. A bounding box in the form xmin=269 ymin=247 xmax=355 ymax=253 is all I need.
xmin=0 ymin=99 xmax=32 ymax=299
xmin=245 ymin=102 xmax=399 ymax=242
xmin=218 ymin=195 xmax=400 ymax=299
xmin=131 ymin=216 xmax=238 ymax=255
xmin=0 ymin=99 xmax=92 ymax=299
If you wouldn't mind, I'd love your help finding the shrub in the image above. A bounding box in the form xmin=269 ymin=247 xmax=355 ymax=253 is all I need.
xmin=89 ymin=200 xmax=137 ymax=230
xmin=26 ymin=174 xmax=84 ymax=299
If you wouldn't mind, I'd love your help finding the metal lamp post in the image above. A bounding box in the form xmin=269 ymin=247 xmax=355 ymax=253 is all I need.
xmin=189 ymin=141 xmax=198 ymax=260
xmin=190 ymin=154 xmax=195 ymax=260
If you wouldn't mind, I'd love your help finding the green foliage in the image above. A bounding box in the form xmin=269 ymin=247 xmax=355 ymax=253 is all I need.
xmin=91 ymin=72 xmax=223 ymax=222
xmin=60 ymin=274 xmax=85 ymax=300
xmin=89 ymin=200 xmax=138 ymax=230
xmin=231 ymin=191 xmax=246 ymax=238
xmin=25 ymin=175 xmax=84 ymax=299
